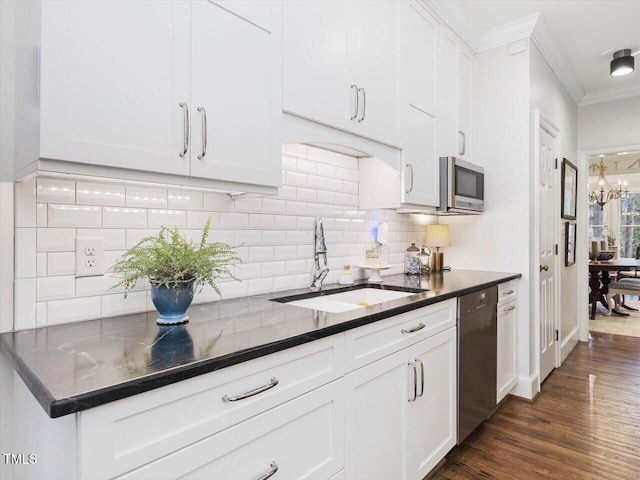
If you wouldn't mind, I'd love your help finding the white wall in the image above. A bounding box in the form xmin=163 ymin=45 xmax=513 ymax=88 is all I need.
xmin=578 ymin=96 xmax=640 ymax=151
xmin=440 ymin=42 xmax=533 ymax=391
xmin=529 ymin=43 xmax=579 ymax=361
xmin=13 ymin=144 xmax=430 ymax=329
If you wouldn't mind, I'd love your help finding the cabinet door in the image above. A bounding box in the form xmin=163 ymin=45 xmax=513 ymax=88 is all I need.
xmin=282 ymin=1 xmax=354 ymax=133
xmin=352 ymin=0 xmax=401 ymax=145
xmin=40 ymin=1 xmax=191 ymax=175
xmin=190 ymin=0 xmax=281 ymax=187
xmin=457 ymin=48 xmax=473 ymax=159
xmin=345 ymin=349 xmax=409 ymax=480
xmin=435 ymin=28 xmax=458 ymax=159
xmin=497 ymin=300 xmax=518 ymax=403
xmin=118 ymin=380 xmax=345 ymax=480
xmin=408 ymin=328 xmax=457 ymax=480
xmin=400 ymin=3 xmax=438 ymax=207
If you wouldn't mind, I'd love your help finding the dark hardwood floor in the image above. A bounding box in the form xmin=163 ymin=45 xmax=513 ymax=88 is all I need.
xmin=433 ymin=332 xmax=640 ymax=480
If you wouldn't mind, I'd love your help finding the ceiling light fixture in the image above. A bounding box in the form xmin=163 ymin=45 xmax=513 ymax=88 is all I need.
xmin=589 ymin=158 xmax=628 ymax=210
xmin=610 ymin=49 xmax=634 ymax=76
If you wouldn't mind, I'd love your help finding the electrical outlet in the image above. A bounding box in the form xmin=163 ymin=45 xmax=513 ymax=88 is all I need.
xmin=76 ymin=237 xmax=105 ymax=278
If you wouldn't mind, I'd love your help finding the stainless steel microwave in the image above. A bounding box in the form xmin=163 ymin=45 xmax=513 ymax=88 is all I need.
xmin=437 ymin=157 xmax=484 ymax=214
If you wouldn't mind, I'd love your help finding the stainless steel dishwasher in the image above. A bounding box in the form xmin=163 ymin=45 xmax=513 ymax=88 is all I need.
xmin=457 ymin=287 xmax=498 ymax=444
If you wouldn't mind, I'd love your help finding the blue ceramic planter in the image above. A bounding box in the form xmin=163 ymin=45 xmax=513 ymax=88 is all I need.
xmin=150 ymin=280 xmax=195 ymax=325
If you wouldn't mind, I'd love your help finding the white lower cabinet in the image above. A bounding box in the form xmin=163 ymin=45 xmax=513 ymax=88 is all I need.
xmin=345 ymin=327 xmax=457 ymax=480
xmin=118 ymin=380 xmax=345 ymax=480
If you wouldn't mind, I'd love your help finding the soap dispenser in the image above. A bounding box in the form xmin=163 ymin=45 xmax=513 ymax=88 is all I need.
xmin=339 ymin=264 xmax=354 ymax=285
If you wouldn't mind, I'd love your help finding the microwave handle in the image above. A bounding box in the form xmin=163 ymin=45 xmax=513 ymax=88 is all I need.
xmin=406 ymin=164 xmax=414 ymax=193
xmin=458 ymin=130 xmax=466 ymax=156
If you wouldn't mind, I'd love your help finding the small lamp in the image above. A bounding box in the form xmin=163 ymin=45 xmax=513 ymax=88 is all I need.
xmin=425 ymin=224 xmax=450 ymax=273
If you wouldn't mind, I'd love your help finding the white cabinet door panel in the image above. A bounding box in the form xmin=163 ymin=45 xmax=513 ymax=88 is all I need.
xmin=402 ymin=107 xmax=438 ymax=206
xmin=345 ymin=349 xmax=408 ymax=480
xmin=409 ymin=328 xmax=457 ymax=480
xmin=458 ymin=48 xmax=473 ymax=159
xmin=436 ymin=29 xmax=458 ymax=159
xmin=282 ymin=1 xmax=353 ymax=132
xmin=190 ymin=0 xmax=281 ymax=187
xmin=40 ymin=1 xmax=191 ymax=175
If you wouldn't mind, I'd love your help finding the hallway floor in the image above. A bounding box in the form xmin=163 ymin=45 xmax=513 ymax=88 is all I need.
xmin=433 ymin=332 xmax=640 ymax=479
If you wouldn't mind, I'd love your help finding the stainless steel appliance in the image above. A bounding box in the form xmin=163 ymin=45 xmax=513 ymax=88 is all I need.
xmin=457 ymin=287 xmax=497 ymax=444
xmin=438 ymin=157 xmax=484 ymax=214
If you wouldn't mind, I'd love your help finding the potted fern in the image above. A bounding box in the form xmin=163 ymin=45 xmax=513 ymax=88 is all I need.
xmin=111 ymin=218 xmax=240 ymax=325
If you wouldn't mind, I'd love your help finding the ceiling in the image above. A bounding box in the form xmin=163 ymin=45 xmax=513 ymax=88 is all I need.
xmin=588 ymin=152 xmax=640 ymax=177
xmin=456 ymin=0 xmax=640 ymax=98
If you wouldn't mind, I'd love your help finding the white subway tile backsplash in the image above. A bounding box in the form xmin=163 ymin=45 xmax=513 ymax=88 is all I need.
xmin=248 ymin=278 xmax=273 ymax=295
xmin=14 ymin=279 xmax=36 ymax=330
xmin=220 ymin=212 xmax=249 ymax=229
xmin=285 ymin=143 xmax=307 ymax=158
xmin=48 ymin=297 xmax=101 ymax=325
xmin=126 ymin=186 xmax=167 ymax=208
xmin=285 ymin=171 xmax=308 ymax=187
xmin=326 ymin=178 xmax=343 ymax=192
xmin=342 ymin=155 xmax=359 ymax=170
xmin=249 ymin=214 xmax=274 ymax=229
xmin=168 ymin=190 xmax=203 ymax=210
xmin=278 ymin=185 xmax=297 ymax=200
xmin=249 ymin=246 xmax=274 ymax=262
xmin=76 ymin=275 xmax=123 ymax=298
xmin=37 ymin=228 xmax=75 ymax=253
xmin=211 ymin=229 xmax=235 ymax=245
xmin=187 ymin=211 xmax=218 ymax=229
xmin=15 ymin=179 xmax=36 ymax=227
xmin=103 ymin=207 xmax=147 ymax=229
xmin=203 ymin=192 xmax=234 ymax=212
xmin=285 ymin=259 xmax=307 ymax=274
xmin=148 ymin=209 xmax=187 ymax=228
xmin=15 ymin=229 xmax=37 ymax=279
xmin=297 ymin=158 xmax=316 ymax=174
xmin=296 ymin=187 xmax=316 ymax=202
xmin=77 ymin=182 xmax=125 ymax=206
xmin=286 ymin=201 xmax=306 ymax=216
xmin=262 ymin=198 xmax=286 ymax=214
xmin=37 ymin=276 xmax=75 ymax=301
xmin=77 ymin=229 xmax=125 ymax=250
xmin=102 ymin=291 xmax=148 ymax=318
xmin=48 ymin=204 xmax=101 ymax=228
xmin=307 ymin=175 xmax=326 ymax=190
xmin=274 ymin=245 xmax=297 ymax=260
xmin=307 ymin=203 xmax=326 ymax=216
xmin=282 ymin=155 xmax=298 ymax=171
xmin=262 ymin=261 xmax=286 ymax=277
xmin=344 ymin=181 xmax=358 ymax=194
xmin=234 ymin=198 xmax=263 ymax=213
xmin=37 ymin=178 xmax=75 ymax=204
xmin=219 ymin=279 xmax=248 ymax=299
xmin=262 ymin=230 xmax=287 ymax=245
xmin=274 ymin=275 xmax=297 ymax=291
xmin=235 ymin=262 xmax=262 ymax=279
xmin=47 ymin=252 xmax=76 ymax=276
xmin=125 ymin=229 xmax=161 ymax=249
xmin=36 ymin=302 xmax=47 ymax=328
xmin=235 ymin=230 xmax=262 ymax=246
xmin=317 ymin=163 xmax=334 ymax=178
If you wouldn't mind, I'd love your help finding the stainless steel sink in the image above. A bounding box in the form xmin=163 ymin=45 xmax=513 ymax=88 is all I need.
xmin=275 ymin=287 xmax=424 ymax=313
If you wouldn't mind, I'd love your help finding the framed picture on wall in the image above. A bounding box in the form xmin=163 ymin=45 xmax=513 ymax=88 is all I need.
xmin=565 ymin=222 xmax=576 ymax=266
xmin=561 ymin=158 xmax=577 ymax=220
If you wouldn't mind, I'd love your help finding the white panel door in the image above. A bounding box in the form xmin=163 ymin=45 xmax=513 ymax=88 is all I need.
xmin=345 ymin=349 xmax=408 ymax=480
xmin=190 ymin=0 xmax=281 ymax=187
xmin=436 ymin=29 xmax=458 ymax=158
xmin=40 ymin=1 xmax=191 ymax=175
xmin=408 ymin=328 xmax=457 ymax=480
xmin=352 ymin=0 xmax=400 ymax=145
xmin=400 ymin=3 xmax=438 ymax=207
xmin=282 ymin=1 xmax=353 ymax=132
xmin=457 ymin=48 xmax=473 ymax=159
xmin=538 ymin=121 xmax=559 ymax=383
xmin=497 ymin=300 xmax=518 ymax=403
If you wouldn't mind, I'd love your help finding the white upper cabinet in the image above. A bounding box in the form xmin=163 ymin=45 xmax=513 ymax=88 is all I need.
xmin=190 ymin=1 xmax=281 ymax=187
xmin=400 ymin=2 xmax=438 ymax=207
xmin=436 ymin=27 xmax=474 ymax=160
xmin=40 ymin=1 xmax=191 ymax=176
xmin=30 ymin=0 xmax=282 ymax=192
xmin=282 ymin=0 xmax=400 ymax=147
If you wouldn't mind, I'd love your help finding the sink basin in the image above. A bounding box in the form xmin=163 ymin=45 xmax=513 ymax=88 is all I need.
xmin=285 ymin=288 xmax=416 ymax=313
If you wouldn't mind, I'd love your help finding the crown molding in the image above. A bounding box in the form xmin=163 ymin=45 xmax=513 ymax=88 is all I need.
xmin=529 ymin=13 xmax=584 ymax=106
xmin=478 ymin=13 xmax=539 ymax=52
xmin=419 ymin=0 xmax=482 ymax=52
xmin=580 ymin=83 xmax=640 ymax=106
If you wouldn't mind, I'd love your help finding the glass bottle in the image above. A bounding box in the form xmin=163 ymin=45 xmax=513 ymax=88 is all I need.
xmin=365 ymin=237 xmax=380 ymax=266
xmin=405 ymin=243 xmax=421 ymax=275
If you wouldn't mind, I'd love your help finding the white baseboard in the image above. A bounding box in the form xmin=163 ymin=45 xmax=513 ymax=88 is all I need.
xmin=510 ymin=372 xmax=539 ymax=400
xmin=561 ymin=326 xmax=579 ymax=363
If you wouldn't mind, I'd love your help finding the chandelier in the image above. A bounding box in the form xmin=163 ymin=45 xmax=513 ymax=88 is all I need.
xmin=589 ymin=158 xmax=628 ymax=210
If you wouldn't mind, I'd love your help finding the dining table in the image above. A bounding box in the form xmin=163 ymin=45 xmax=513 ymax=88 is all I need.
xmin=589 ymin=258 xmax=640 ymax=319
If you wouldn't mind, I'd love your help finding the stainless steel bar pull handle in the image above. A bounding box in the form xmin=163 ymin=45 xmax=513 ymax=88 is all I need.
xmin=358 ymin=87 xmax=366 ymax=122
xmin=416 ymin=358 xmax=425 ymax=398
xmin=408 ymin=362 xmax=417 ymax=402
xmin=406 ymin=164 xmax=414 ymax=193
xmin=179 ymin=102 xmax=189 ymax=158
xmin=402 ymin=322 xmax=425 ymax=334
xmin=503 ymin=305 xmax=516 ymax=313
xmin=502 ymin=289 xmax=515 ymax=295
xmin=197 ymin=107 xmax=207 ymax=160
xmin=458 ymin=130 xmax=466 ymax=156
xmin=255 ymin=462 xmax=279 ymax=480
xmin=350 ymin=84 xmax=359 ymax=120
xmin=222 ymin=377 xmax=279 ymax=402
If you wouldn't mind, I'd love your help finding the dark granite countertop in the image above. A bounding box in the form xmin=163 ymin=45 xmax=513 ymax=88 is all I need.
xmin=0 ymin=270 xmax=520 ymax=418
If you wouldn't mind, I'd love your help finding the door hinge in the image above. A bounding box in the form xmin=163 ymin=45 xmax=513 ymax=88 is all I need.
xmin=555 ymin=158 xmax=558 ymax=169
xmin=555 ymin=329 xmax=559 ymax=341
xmin=555 ymin=244 xmax=558 ymax=255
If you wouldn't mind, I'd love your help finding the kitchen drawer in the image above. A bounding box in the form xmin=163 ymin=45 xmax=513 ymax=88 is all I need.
xmin=344 ymin=299 xmax=456 ymax=372
xmin=118 ymin=379 xmax=345 ymax=480
xmin=79 ymin=334 xmax=345 ymax=479
xmin=498 ymin=280 xmax=518 ymax=306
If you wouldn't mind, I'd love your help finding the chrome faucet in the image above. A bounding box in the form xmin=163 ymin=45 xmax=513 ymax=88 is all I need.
xmin=311 ymin=217 xmax=329 ymax=290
